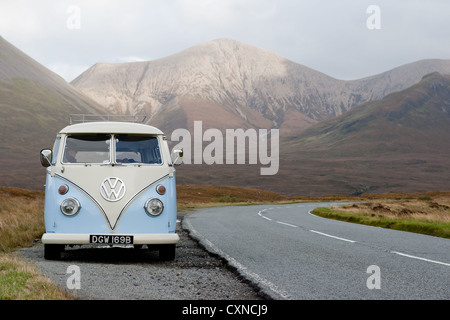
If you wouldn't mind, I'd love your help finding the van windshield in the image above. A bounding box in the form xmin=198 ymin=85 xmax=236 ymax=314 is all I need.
xmin=62 ymin=134 xmax=162 ymax=165
xmin=63 ymin=135 xmax=110 ymax=164
xmin=115 ymin=135 xmax=162 ymax=164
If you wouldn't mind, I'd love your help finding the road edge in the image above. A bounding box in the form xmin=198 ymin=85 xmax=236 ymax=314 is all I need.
xmin=182 ymin=215 xmax=291 ymax=300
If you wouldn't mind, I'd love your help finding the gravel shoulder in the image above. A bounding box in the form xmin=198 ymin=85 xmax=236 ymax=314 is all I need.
xmin=17 ymin=215 xmax=264 ymax=300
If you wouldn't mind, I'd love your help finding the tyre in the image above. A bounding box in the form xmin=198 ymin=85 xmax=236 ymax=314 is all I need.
xmin=159 ymin=244 xmax=176 ymax=261
xmin=44 ymin=244 xmax=64 ymax=260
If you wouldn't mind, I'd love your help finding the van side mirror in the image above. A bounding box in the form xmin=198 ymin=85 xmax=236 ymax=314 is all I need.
xmin=40 ymin=149 xmax=52 ymax=167
xmin=171 ymin=149 xmax=183 ymax=166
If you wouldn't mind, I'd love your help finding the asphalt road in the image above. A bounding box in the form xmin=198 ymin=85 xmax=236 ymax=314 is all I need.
xmin=183 ymin=202 xmax=450 ymax=300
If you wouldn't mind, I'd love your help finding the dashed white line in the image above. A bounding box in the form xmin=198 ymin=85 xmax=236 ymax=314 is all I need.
xmin=309 ymin=230 xmax=356 ymax=243
xmin=257 ymin=209 xmax=272 ymax=221
xmin=276 ymin=221 xmax=298 ymax=228
xmin=258 ymin=208 xmax=356 ymax=242
xmin=391 ymin=251 xmax=450 ymax=267
xmin=258 ymin=206 xmax=450 ymax=268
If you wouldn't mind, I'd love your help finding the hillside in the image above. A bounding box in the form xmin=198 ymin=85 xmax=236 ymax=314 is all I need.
xmin=280 ymin=72 xmax=450 ymax=195
xmin=0 ymin=36 xmax=106 ymax=189
xmin=289 ymin=72 xmax=450 ymax=156
xmin=172 ymin=73 xmax=450 ymax=196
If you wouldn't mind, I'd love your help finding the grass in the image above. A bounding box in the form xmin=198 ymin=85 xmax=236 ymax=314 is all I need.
xmin=0 ymin=187 xmax=74 ymax=299
xmin=177 ymin=184 xmax=287 ymax=210
xmin=0 ymin=187 xmax=45 ymax=252
xmin=0 ymin=253 xmax=72 ymax=300
xmin=313 ymin=191 xmax=450 ymax=239
xmin=1 ymin=185 xmax=449 ymax=299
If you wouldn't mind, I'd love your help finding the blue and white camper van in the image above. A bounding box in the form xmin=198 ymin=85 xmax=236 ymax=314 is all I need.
xmin=40 ymin=119 xmax=182 ymax=260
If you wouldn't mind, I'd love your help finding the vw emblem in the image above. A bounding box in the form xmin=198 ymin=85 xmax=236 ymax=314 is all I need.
xmin=100 ymin=177 xmax=126 ymax=202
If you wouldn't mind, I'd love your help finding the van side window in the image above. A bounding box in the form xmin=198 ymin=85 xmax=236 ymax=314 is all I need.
xmin=52 ymin=136 xmax=61 ymax=165
xmin=63 ymin=135 xmax=110 ymax=164
xmin=116 ymin=135 xmax=162 ymax=164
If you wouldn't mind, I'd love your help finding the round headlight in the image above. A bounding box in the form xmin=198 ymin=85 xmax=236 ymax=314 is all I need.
xmin=144 ymin=198 xmax=164 ymax=216
xmin=60 ymin=198 xmax=81 ymax=216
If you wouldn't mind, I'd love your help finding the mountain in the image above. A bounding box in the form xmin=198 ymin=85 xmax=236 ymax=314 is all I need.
xmin=1 ymin=36 xmax=449 ymax=196
xmin=72 ymin=39 xmax=450 ymax=137
xmin=171 ymin=73 xmax=450 ymax=196
xmin=70 ymin=38 xmax=450 ymax=195
xmin=277 ymin=72 xmax=450 ymax=195
xmin=71 ymin=38 xmax=336 ymax=134
xmin=0 ymin=36 xmax=106 ymax=189
xmin=289 ymin=72 xmax=450 ymax=156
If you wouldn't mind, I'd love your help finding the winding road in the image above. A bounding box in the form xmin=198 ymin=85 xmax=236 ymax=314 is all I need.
xmin=183 ymin=202 xmax=450 ymax=300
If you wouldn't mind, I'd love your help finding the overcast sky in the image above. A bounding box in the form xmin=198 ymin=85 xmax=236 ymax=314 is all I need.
xmin=1 ymin=0 xmax=449 ymax=82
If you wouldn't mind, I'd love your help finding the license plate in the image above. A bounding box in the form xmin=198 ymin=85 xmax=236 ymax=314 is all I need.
xmin=90 ymin=235 xmax=134 ymax=244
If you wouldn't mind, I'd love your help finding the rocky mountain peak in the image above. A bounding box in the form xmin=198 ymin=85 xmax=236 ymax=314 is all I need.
xmin=71 ymin=38 xmax=342 ymax=131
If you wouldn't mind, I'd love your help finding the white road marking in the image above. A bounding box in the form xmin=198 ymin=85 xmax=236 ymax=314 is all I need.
xmin=309 ymin=230 xmax=356 ymax=243
xmin=275 ymin=221 xmax=298 ymax=228
xmin=258 ymin=207 xmax=356 ymax=242
xmin=257 ymin=209 xmax=272 ymax=221
xmin=391 ymin=251 xmax=450 ymax=267
xmin=258 ymin=206 xmax=450 ymax=268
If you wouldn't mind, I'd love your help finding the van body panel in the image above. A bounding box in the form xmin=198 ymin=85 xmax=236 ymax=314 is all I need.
xmin=49 ymin=165 xmax=171 ymax=231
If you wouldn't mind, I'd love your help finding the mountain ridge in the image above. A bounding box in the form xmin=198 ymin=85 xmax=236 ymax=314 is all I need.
xmin=287 ymin=72 xmax=450 ymax=156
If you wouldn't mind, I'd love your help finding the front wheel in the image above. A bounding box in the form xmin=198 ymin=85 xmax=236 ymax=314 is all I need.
xmin=159 ymin=244 xmax=176 ymax=261
xmin=44 ymin=244 xmax=64 ymax=260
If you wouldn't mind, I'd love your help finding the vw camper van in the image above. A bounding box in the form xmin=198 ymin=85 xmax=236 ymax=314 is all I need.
xmin=40 ymin=119 xmax=182 ymax=260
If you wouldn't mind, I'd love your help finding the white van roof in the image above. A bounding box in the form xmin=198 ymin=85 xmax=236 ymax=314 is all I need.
xmin=59 ymin=122 xmax=164 ymax=135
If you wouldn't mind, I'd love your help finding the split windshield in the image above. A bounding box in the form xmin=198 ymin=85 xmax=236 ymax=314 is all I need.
xmin=63 ymin=134 xmax=162 ymax=165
